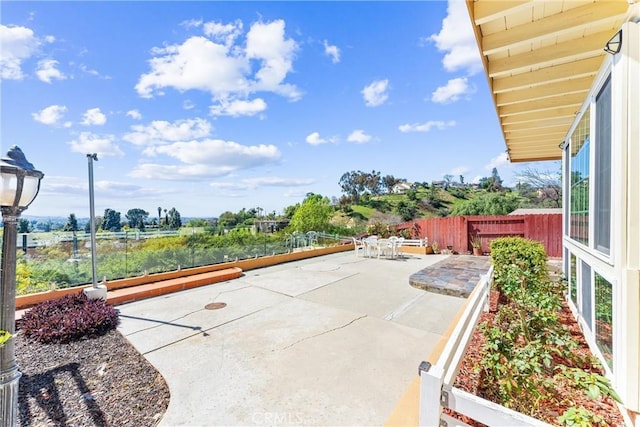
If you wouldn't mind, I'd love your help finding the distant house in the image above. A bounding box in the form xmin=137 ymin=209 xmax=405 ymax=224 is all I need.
xmin=254 ymin=219 xmax=289 ymax=233
xmin=391 ymin=182 xmax=412 ymax=194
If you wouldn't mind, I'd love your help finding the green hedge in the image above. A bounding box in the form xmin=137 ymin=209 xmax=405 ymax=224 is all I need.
xmin=490 ymin=237 xmax=548 ymax=289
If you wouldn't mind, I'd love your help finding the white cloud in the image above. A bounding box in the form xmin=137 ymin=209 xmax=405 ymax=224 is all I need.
xmin=485 ymin=152 xmax=510 ymax=170
xmin=398 ymin=120 xmax=456 ymax=133
xmin=247 ymin=20 xmax=301 ymax=100
xmin=0 ymin=24 xmax=40 ymax=80
xmin=210 ymin=176 xmax=314 ymax=191
xmin=203 ymin=20 xmax=243 ymax=46
xmin=81 ymin=108 xmax=107 ymax=126
xmin=32 ymin=104 xmax=67 ymax=125
xmin=306 ymin=132 xmax=335 ymax=146
xmin=135 ymin=19 xmax=300 ymax=109
xmin=431 ymin=77 xmax=475 ymax=104
xmin=68 ymin=132 xmax=124 ymax=157
xmin=323 ymin=40 xmax=340 ymax=63
xmin=130 ymin=163 xmax=225 ymax=180
xmin=284 ymin=189 xmax=308 ymax=198
xmin=428 ymin=0 xmax=482 ymax=75
xmin=361 ymin=79 xmax=389 ymax=107
xmin=94 ymin=181 xmax=144 ymax=193
xmin=347 ymin=129 xmax=372 ymax=144
xmin=36 ymin=59 xmax=66 ymax=83
xmin=181 ymin=18 xmax=203 ymax=30
xmin=450 ymin=166 xmax=469 ymax=176
xmin=210 ymin=98 xmax=267 ymax=117
xmin=123 ymin=118 xmax=212 ymax=146
xmin=131 ymin=139 xmax=281 ymax=180
xmin=126 ymin=110 xmax=142 ymax=120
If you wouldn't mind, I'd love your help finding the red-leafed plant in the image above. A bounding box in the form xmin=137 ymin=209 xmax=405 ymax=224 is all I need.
xmin=19 ymin=293 xmax=119 ymax=344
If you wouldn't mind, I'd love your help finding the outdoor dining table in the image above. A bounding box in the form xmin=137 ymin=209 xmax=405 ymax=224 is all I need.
xmin=362 ymin=237 xmax=401 ymax=259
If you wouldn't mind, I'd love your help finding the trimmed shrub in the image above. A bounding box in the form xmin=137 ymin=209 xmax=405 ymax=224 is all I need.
xmin=490 ymin=237 xmax=548 ymax=292
xmin=19 ymin=293 xmax=119 ymax=344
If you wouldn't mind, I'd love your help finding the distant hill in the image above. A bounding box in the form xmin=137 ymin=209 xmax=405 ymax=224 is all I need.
xmin=332 ymin=184 xmax=492 ymax=227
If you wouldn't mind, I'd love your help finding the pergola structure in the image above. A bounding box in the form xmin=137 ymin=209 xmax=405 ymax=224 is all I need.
xmin=465 ymin=0 xmax=635 ymax=162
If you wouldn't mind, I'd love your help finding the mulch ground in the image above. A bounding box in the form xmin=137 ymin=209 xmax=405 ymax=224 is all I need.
xmin=446 ymin=289 xmax=625 ymax=426
xmin=16 ymin=327 xmax=170 ymax=427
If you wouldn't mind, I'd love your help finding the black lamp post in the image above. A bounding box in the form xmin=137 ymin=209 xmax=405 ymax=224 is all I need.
xmin=0 ymin=145 xmax=43 ymax=425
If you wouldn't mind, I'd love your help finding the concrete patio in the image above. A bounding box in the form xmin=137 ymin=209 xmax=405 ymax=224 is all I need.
xmin=117 ymin=251 xmax=485 ymax=426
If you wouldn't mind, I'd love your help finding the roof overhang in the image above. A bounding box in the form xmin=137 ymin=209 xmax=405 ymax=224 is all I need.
xmin=466 ymin=0 xmax=637 ymax=162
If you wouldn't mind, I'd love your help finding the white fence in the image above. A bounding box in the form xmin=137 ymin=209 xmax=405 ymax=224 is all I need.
xmin=418 ymin=265 xmax=551 ymax=427
xmin=17 ymin=230 xmax=183 ymax=248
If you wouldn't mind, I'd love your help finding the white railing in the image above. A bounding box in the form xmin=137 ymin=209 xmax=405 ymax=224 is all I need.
xmin=418 ymin=265 xmax=551 ymax=427
xmin=401 ymin=238 xmax=426 ymax=247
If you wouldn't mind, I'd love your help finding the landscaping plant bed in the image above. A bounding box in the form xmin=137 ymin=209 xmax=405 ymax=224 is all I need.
xmin=447 ymin=288 xmax=625 ymax=426
xmin=16 ymin=328 xmax=169 ymax=426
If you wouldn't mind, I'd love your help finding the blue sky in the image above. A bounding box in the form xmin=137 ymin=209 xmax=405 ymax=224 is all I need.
xmin=1 ymin=1 xmax=550 ymax=219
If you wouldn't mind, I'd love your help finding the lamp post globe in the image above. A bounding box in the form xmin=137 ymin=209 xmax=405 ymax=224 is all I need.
xmin=0 ymin=145 xmax=44 ymax=426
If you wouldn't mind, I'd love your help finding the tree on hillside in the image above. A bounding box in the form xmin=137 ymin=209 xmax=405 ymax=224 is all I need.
xmin=217 ymin=211 xmax=238 ymax=229
xmin=451 ymin=192 xmax=520 ymax=216
xmin=166 ymin=207 xmax=182 ymax=229
xmin=425 ymin=185 xmax=442 ymax=208
xmin=366 ymin=170 xmax=383 ymax=196
xmin=102 ymin=209 xmax=122 ymax=232
xmin=515 ymin=166 xmax=562 ymax=207
xmin=479 ymin=167 xmax=504 ymax=192
xmin=443 ymin=174 xmax=454 ymax=188
xmin=339 ymin=170 xmax=366 ymax=203
xmin=338 ymin=170 xmax=383 ymax=203
xmin=126 ymin=208 xmax=149 ymax=231
xmin=63 ymin=213 xmax=79 ymax=232
xmin=288 ymin=193 xmax=333 ymax=232
xmin=382 ymin=175 xmax=403 ymax=193
xmin=18 ymin=218 xmax=31 ymax=233
xmin=283 ymin=204 xmax=299 ymax=219
xmin=186 ymin=218 xmax=209 ymax=227
xmin=396 ymin=200 xmax=418 ymax=221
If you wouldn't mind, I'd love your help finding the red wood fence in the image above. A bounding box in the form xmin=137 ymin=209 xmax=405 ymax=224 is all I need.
xmin=395 ymin=214 xmax=562 ymax=258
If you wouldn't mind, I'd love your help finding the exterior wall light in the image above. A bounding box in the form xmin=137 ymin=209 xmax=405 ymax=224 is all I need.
xmin=604 ymin=30 xmax=622 ymax=55
xmin=0 ymin=145 xmax=44 ymax=425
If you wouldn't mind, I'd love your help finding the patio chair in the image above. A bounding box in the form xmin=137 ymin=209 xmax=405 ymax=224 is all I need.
xmin=382 ymin=236 xmax=399 ymax=258
xmin=396 ymin=237 xmax=405 ymax=258
xmin=352 ymin=237 xmax=366 ymax=257
xmin=363 ymin=236 xmax=379 ymax=258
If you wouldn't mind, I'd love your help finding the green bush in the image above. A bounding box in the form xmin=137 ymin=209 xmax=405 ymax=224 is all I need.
xmin=490 ymin=237 xmax=548 ymax=293
xmin=480 ymin=236 xmax=618 ymax=423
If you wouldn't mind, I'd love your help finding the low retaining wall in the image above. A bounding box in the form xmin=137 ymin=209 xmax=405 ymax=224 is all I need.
xmin=16 ymin=243 xmax=352 ymax=310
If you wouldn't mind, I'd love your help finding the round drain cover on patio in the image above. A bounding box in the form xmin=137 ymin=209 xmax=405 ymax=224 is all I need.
xmin=205 ymin=302 xmax=227 ymax=310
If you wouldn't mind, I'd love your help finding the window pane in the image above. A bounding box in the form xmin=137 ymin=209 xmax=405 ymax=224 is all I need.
xmin=570 ymin=253 xmax=577 ymax=304
xmin=581 ymin=261 xmax=592 ymax=330
xmin=595 ymin=77 xmax=612 ymax=255
xmin=595 ymin=273 xmax=613 ymax=370
xmin=564 ymin=145 xmax=570 ymax=235
xmin=570 ymin=108 xmax=590 ymax=245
